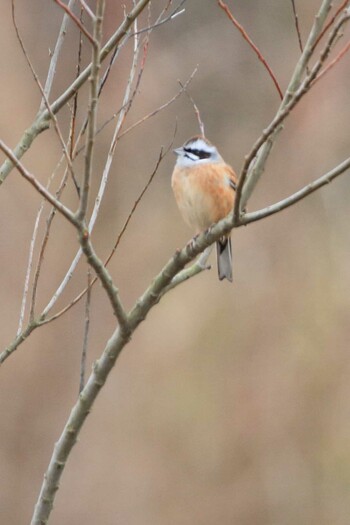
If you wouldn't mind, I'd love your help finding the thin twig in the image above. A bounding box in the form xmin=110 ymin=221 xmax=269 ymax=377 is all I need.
xmin=130 ymin=0 xmax=186 ymax=36
xmin=291 ymin=0 xmax=304 ymax=52
xmin=0 ymin=320 xmax=42 ymax=365
xmin=76 ymin=0 xmax=104 ymax=221
xmin=17 ymin=202 xmax=44 ymax=335
xmin=29 ymin=168 xmax=71 ymax=320
xmin=218 ymin=0 xmax=283 ymax=100
xmin=41 ymin=0 xmax=76 ymax=111
xmin=80 ymin=0 xmax=95 ymax=20
xmin=178 ymin=78 xmax=205 ymax=136
xmin=118 ymin=67 xmax=197 ymax=140
xmin=53 ymin=0 xmax=94 ymax=44
xmin=313 ymin=38 xmax=350 ymax=84
xmin=313 ymin=0 xmax=350 ymax=49
xmin=68 ymin=5 xmax=85 ymax=195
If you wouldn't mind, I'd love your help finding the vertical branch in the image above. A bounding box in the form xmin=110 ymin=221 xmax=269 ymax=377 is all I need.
xmin=79 ymin=268 xmax=91 ymax=393
xmin=76 ymin=0 xmax=105 ymax=221
xmin=40 ymin=0 xmax=77 ymax=110
xmin=17 ymin=203 xmax=44 ymax=335
xmin=68 ymin=5 xmax=85 ymax=195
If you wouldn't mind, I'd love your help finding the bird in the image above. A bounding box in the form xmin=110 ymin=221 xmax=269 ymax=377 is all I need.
xmin=171 ymin=135 xmax=237 ymax=282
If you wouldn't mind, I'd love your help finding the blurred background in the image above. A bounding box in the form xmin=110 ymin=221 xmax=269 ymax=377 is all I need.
xmin=1 ymin=1 xmax=350 ymax=524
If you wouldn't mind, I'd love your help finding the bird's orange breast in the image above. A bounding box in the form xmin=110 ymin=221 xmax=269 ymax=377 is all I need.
xmin=171 ymin=162 xmax=237 ymax=232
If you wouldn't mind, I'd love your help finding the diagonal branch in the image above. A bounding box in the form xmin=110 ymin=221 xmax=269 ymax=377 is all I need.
xmin=290 ymin=0 xmax=304 ymax=53
xmin=242 ymin=155 xmax=350 ymax=225
xmin=53 ymin=0 xmax=94 ymax=44
xmin=0 ymin=141 xmax=77 ymax=226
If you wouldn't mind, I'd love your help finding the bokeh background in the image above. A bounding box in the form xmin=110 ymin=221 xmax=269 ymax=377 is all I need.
xmin=1 ymin=1 xmax=350 ymax=524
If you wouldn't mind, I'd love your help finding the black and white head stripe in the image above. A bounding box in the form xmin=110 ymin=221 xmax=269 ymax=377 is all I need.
xmin=174 ymin=136 xmax=224 ymax=166
xmin=183 ymin=146 xmax=211 ymax=160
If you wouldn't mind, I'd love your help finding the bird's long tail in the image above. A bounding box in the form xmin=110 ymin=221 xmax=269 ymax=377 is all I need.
xmin=216 ymin=237 xmax=233 ymax=282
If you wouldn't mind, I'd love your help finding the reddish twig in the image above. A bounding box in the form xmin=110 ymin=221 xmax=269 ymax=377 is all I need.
xmin=107 ymin=147 xmax=168 ymax=257
xmin=313 ymin=0 xmax=349 ymax=49
xmin=290 ymin=0 xmax=304 ymax=52
xmin=53 ymin=0 xmax=94 ymax=44
xmin=313 ymin=38 xmax=350 ymax=84
xmin=218 ymin=0 xmax=283 ymax=100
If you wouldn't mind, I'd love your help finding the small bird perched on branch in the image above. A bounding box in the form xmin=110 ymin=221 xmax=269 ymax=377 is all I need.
xmin=172 ymin=136 xmax=237 ymax=282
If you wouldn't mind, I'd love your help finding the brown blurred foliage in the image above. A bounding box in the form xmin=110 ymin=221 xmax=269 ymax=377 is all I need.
xmin=1 ymin=1 xmax=350 ymax=524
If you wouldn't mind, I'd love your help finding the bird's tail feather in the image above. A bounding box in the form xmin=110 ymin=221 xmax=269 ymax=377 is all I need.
xmin=216 ymin=237 xmax=233 ymax=282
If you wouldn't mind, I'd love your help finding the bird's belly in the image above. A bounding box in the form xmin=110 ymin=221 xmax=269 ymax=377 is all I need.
xmin=172 ymin=175 xmax=216 ymax=231
xmin=172 ymin=165 xmax=235 ymax=232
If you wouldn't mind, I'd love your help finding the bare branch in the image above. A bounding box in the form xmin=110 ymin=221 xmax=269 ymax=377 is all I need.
xmin=178 ymin=78 xmax=205 ymax=137
xmin=29 ymin=167 xmax=70 ymax=320
xmin=76 ymin=0 xmax=104 ymax=222
xmin=41 ymin=0 xmax=77 ymax=110
xmin=0 ymin=318 xmax=45 ymax=365
xmin=68 ymin=5 xmax=85 ymax=195
xmin=313 ymin=0 xmax=350 ymax=49
xmin=80 ymin=268 xmax=91 ymax=393
xmin=80 ymin=0 xmax=95 ymax=20
xmin=78 ymin=226 xmax=129 ymax=330
xmin=161 ymin=246 xmax=213 ymax=295
xmin=242 ymin=155 xmax=350 ymax=225
xmin=290 ymin=0 xmax=304 ymax=52
xmin=16 ymin=203 xmax=44 ymax=335
xmin=30 ymin=326 xmax=127 ymax=525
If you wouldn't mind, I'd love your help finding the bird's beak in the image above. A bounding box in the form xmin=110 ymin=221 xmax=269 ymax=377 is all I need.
xmin=173 ymin=147 xmax=182 ymax=156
